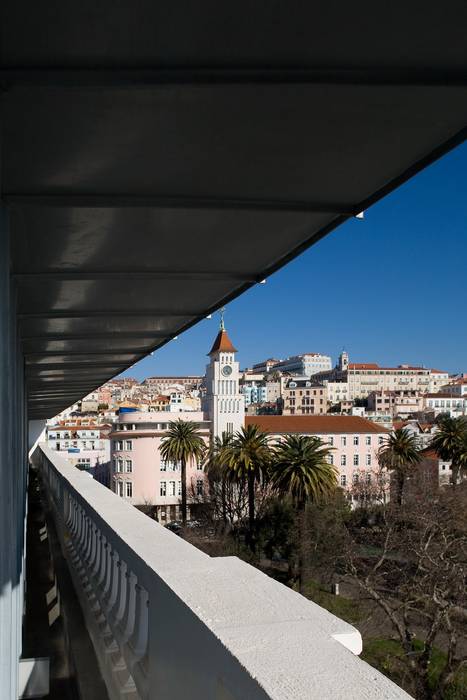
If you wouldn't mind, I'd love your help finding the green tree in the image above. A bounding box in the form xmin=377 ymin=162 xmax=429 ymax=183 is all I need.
xmin=430 ymin=415 xmax=467 ymax=487
xmin=270 ymin=434 xmax=337 ymax=592
xmin=160 ymin=420 xmax=206 ymax=526
xmin=225 ymin=424 xmax=270 ymax=551
xmin=378 ymin=428 xmax=421 ymax=505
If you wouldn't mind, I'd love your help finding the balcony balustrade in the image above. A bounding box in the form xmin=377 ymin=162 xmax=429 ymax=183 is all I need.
xmin=33 ymin=443 xmax=411 ymax=700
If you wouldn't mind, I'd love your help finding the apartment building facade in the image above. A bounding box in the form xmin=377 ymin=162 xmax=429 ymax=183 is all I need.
xmin=245 ymin=415 xmax=390 ymax=504
xmin=282 ymin=378 xmax=328 ymax=415
xmin=423 ymin=393 xmax=467 ymax=417
xmin=314 ymin=353 xmax=449 ymax=400
xmin=367 ymin=390 xmax=424 ymax=417
xmin=46 ymin=421 xmax=111 ymax=473
xmin=109 ymin=411 xmax=210 ymax=521
xmin=142 ymin=376 xmax=203 ymax=392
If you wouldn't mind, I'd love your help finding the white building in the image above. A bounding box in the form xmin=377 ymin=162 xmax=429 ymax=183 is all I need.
xmin=314 ymin=352 xmax=449 ymax=400
xmin=423 ymin=393 xmax=467 ymax=417
xmin=202 ymin=320 xmax=245 ymax=439
xmin=262 ymin=352 xmax=332 ymax=377
xmin=441 ymin=377 xmax=467 ymax=396
xmin=323 ymin=381 xmax=350 ymax=406
xmin=46 ymin=421 xmax=111 ymax=474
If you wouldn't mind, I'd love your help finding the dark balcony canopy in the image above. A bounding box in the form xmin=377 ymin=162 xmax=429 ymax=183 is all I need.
xmin=2 ymin=1 xmax=467 ymax=418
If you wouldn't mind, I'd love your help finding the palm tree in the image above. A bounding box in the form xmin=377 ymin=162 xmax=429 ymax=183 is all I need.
xmin=224 ymin=424 xmax=270 ymax=551
xmin=203 ymin=432 xmax=233 ymax=527
xmin=430 ymin=416 xmax=467 ymax=487
xmin=378 ymin=428 xmax=421 ymax=505
xmin=160 ymin=420 xmax=206 ymax=526
xmin=270 ymin=434 xmax=337 ymax=592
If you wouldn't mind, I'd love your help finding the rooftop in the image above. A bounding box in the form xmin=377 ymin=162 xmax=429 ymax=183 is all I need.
xmin=208 ymin=329 xmax=238 ymax=355
xmin=246 ymin=415 xmax=390 ymax=434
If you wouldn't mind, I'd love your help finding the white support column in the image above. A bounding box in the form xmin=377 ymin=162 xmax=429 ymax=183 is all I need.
xmin=0 ymin=205 xmax=21 ymax=700
xmin=0 ymin=200 xmax=28 ymax=700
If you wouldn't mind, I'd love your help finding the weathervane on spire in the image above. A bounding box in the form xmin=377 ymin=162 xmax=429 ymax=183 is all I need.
xmin=219 ymin=306 xmax=225 ymax=330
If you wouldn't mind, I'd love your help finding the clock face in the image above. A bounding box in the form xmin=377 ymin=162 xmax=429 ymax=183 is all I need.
xmin=222 ymin=365 xmax=232 ymax=377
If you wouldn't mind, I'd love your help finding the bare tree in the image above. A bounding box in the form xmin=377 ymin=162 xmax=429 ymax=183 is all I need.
xmin=346 ymin=487 xmax=467 ymax=699
xmin=349 ymin=467 xmax=389 ymax=507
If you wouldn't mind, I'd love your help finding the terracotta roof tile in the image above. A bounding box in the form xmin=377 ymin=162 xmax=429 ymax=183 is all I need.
xmin=245 ymin=415 xmax=389 ymax=434
xmin=420 ymin=448 xmax=440 ymax=460
xmin=208 ymin=329 xmax=237 ymax=355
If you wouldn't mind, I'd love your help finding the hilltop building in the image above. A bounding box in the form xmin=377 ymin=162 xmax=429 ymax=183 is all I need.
xmin=252 ymin=352 xmax=332 ymax=376
xmin=281 ymin=377 xmax=327 ymax=415
xmin=313 ymin=352 xmax=449 ymax=400
xmin=142 ymin=375 xmax=203 ymax=392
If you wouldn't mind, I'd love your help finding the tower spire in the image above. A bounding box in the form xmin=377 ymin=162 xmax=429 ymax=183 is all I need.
xmin=219 ymin=306 xmax=225 ymax=331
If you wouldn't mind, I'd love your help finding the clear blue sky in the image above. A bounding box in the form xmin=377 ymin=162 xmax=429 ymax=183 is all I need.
xmin=122 ymin=141 xmax=467 ymax=380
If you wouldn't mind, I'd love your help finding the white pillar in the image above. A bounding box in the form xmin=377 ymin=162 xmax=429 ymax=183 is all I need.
xmin=0 ymin=205 xmax=27 ymax=700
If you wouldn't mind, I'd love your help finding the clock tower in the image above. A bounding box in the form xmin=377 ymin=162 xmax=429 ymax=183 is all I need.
xmin=203 ymin=312 xmax=245 ymax=440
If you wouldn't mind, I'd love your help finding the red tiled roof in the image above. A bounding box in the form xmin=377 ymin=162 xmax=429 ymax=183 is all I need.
xmin=349 ymin=363 xmax=380 ymax=369
xmin=393 ymin=420 xmax=408 ymax=430
xmin=349 ymin=363 xmax=440 ymax=372
xmin=208 ymin=329 xmax=237 ymax=355
xmin=245 ymin=415 xmax=389 ymax=434
xmin=420 ymin=447 xmax=440 ymax=460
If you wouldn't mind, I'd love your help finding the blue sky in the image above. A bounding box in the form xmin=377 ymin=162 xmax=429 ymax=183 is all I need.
xmin=122 ymin=141 xmax=467 ymax=380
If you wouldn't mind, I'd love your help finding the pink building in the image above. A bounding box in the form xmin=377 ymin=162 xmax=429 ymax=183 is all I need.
xmin=109 ymin=411 xmax=210 ymax=522
xmin=245 ymin=415 xmax=390 ymax=505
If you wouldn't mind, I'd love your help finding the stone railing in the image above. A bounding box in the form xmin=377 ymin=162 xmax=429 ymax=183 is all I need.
xmin=33 ymin=444 xmax=411 ymax=700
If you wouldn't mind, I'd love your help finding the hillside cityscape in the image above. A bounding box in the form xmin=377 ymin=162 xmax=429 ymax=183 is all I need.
xmin=45 ymin=321 xmax=466 ymax=515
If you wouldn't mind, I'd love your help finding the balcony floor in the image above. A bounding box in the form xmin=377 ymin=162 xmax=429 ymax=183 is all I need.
xmin=23 ymin=467 xmax=109 ymax=700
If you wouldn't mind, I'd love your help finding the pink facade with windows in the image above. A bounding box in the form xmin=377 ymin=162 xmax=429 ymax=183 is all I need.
xmin=245 ymin=415 xmax=390 ymax=506
xmin=110 ymin=411 xmax=210 ymax=521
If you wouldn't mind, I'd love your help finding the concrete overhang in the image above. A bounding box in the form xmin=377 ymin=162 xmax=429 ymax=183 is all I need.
xmin=2 ymin=1 xmax=467 ymax=417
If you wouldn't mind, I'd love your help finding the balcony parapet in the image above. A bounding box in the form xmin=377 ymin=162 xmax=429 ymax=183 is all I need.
xmin=33 ymin=443 xmax=411 ymax=700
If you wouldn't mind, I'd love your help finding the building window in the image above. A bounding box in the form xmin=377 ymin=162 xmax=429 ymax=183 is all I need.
xmin=117 ymin=481 xmax=124 ymax=497
xmin=117 ymin=459 xmax=123 ymax=472
xmin=366 ymin=454 xmax=371 ymax=466
xmin=125 ymin=459 xmax=133 ymax=473
xmin=160 ymin=481 xmax=166 ymax=496
xmin=341 ymin=436 xmax=346 ymax=446
xmin=341 ymin=455 xmax=346 ymax=466
xmin=196 ymin=479 xmax=204 ymax=496
xmin=366 ymin=436 xmax=371 ymax=446
xmin=366 ymin=473 xmax=371 ymax=484
xmin=112 ymin=458 xmax=117 ymax=472
xmin=378 ymin=436 xmax=384 ymax=445
xmin=169 ymin=481 xmax=176 ymax=496
xmin=340 ymin=475 xmax=347 ymax=487
xmin=328 ymin=455 xmax=334 ymax=465
xmin=328 ymin=437 xmax=334 ymax=446
xmin=178 ymin=481 xmax=182 ymax=496
xmin=115 ymin=440 xmax=123 ymax=450
xmin=353 ymin=436 xmax=359 ymax=446
xmin=160 ymin=460 xmax=167 ymax=471
xmin=353 ymin=454 xmax=359 ymax=466
xmin=125 ymin=482 xmax=133 ymax=498
xmin=125 ymin=440 xmax=133 ymax=450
